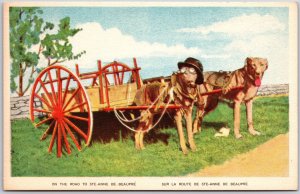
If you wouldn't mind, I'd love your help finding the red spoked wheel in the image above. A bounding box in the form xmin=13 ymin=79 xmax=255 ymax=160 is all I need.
xmin=102 ymin=61 xmax=132 ymax=85
xmin=29 ymin=65 xmax=93 ymax=157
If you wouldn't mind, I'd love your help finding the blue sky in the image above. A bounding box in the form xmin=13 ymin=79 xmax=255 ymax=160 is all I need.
xmin=41 ymin=6 xmax=289 ymax=84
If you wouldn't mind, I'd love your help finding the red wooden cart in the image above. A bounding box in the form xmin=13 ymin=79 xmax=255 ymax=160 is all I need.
xmin=29 ymin=58 xmax=182 ymax=157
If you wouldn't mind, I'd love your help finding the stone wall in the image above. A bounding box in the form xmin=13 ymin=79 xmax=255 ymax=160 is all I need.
xmin=256 ymin=84 xmax=289 ymax=96
xmin=10 ymin=84 xmax=289 ymax=120
xmin=10 ymin=95 xmax=42 ymax=120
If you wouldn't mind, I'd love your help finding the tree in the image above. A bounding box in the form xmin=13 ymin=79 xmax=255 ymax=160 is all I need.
xmin=10 ymin=7 xmax=85 ymax=96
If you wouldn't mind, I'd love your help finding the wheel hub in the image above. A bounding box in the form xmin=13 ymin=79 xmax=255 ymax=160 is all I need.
xmin=52 ymin=107 xmax=64 ymax=122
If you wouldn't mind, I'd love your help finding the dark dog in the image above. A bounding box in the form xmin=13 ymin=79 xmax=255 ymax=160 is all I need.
xmin=193 ymin=57 xmax=268 ymax=138
xmin=133 ymin=57 xmax=204 ymax=154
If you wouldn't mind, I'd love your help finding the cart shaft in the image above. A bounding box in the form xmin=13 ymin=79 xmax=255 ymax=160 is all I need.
xmin=103 ymin=104 xmax=181 ymax=112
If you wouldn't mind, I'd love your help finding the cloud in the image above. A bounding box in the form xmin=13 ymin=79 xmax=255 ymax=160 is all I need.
xmin=201 ymin=54 xmax=231 ymax=59
xmin=177 ymin=13 xmax=288 ymax=84
xmin=65 ymin=22 xmax=202 ymax=67
xmin=224 ymin=34 xmax=288 ymax=55
xmin=177 ymin=13 xmax=285 ymax=37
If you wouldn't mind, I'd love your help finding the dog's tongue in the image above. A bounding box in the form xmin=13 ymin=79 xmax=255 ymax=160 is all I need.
xmin=254 ymin=78 xmax=261 ymax=87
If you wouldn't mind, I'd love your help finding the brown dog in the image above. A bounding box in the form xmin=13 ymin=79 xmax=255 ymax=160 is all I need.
xmin=193 ymin=57 xmax=268 ymax=139
xmin=133 ymin=57 xmax=204 ymax=154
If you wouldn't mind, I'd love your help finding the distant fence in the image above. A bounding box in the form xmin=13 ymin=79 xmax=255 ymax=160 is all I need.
xmin=10 ymin=84 xmax=289 ymax=120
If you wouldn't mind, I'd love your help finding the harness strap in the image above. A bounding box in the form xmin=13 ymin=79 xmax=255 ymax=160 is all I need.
xmin=206 ymin=69 xmax=246 ymax=91
xmin=113 ymin=86 xmax=174 ymax=133
xmin=222 ymin=71 xmax=238 ymax=89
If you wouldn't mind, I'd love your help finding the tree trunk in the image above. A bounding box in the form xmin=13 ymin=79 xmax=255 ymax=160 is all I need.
xmin=18 ymin=63 xmax=23 ymax=96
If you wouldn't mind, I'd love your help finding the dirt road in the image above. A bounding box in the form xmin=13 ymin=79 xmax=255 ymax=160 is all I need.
xmin=189 ymin=133 xmax=289 ymax=177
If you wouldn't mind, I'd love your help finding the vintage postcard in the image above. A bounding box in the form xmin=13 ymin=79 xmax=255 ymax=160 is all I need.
xmin=3 ymin=1 xmax=298 ymax=190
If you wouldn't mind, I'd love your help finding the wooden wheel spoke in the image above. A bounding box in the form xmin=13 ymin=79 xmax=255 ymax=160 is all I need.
xmin=34 ymin=108 xmax=51 ymax=113
xmin=63 ymin=117 xmax=88 ymax=141
xmin=34 ymin=93 xmax=53 ymax=110
xmin=116 ymin=66 xmax=122 ymax=84
xmin=63 ymin=87 xmax=80 ymax=110
xmin=120 ymin=66 xmax=125 ymax=84
xmin=64 ymin=102 xmax=87 ymax=113
xmin=57 ymin=121 xmax=62 ymax=157
xmin=57 ymin=68 xmax=62 ymax=105
xmin=62 ymin=120 xmax=81 ymax=151
xmin=92 ymin=77 xmax=98 ymax=86
xmin=76 ymin=88 xmax=85 ymax=112
xmin=39 ymin=78 xmax=56 ymax=107
xmin=65 ymin=114 xmax=89 ymax=122
xmin=105 ymin=75 xmax=110 ymax=85
xmin=111 ymin=65 xmax=117 ymax=85
xmin=62 ymin=75 xmax=71 ymax=106
xmin=35 ymin=117 xmax=53 ymax=128
xmin=60 ymin=122 xmax=71 ymax=154
xmin=47 ymin=70 xmax=58 ymax=106
xmin=112 ymin=65 xmax=118 ymax=85
xmin=40 ymin=120 xmax=55 ymax=141
xmin=48 ymin=121 xmax=58 ymax=153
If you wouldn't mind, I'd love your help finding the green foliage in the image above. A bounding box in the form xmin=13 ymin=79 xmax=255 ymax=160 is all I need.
xmin=11 ymin=96 xmax=289 ymax=176
xmin=9 ymin=7 xmax=84 ymax=95
xmin=10 ymin=76 xmax=17 ymax=92
xmin=41 ymin=17 xmax=85 ymax=62
xmin=10 ymin=7 xmax=42 ymax=74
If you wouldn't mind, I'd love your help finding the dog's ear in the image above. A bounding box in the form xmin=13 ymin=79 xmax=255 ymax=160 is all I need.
xmin=244 ymin=57 xmax=252 ymax=71
xmin=263 ymin=58 xmax=268 ymax=70
xmin=245 ymin=57 xmax=252 ymax=66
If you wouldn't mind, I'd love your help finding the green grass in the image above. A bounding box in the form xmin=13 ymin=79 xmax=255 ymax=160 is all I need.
xmin=11 ymin=96 xmax=289 ymax=177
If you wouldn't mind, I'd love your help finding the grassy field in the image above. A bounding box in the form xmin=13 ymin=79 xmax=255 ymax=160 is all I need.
xmin=11 ymin=96 xmax=288 ymax=177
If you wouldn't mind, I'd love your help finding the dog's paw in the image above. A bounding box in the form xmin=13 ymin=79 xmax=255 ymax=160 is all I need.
xmin=135 ymin=146 xmax=141 ymax=150
xmin=188 ymin=143 xmax=197 ymax=152
xmin=182 ymin=149 xmax=189 ymax=155
xmin=193 ymin=128 xmax=201 ymax=134
xmin=235 ymin=133 xmax=243 ymax=139
xmin=249 ymin=130 xmax=261 ymax=136
xmin=190 ymin=147 xmax=197 ymax=152
xmin=135 ymin=144 xmax=144 ymax=150
xmin=180 ymin=147 xmax=189 ymax=155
